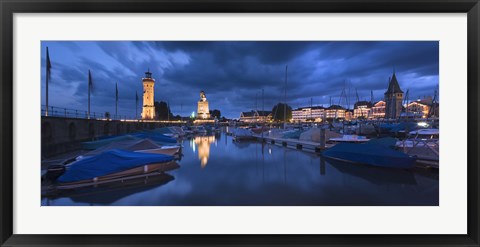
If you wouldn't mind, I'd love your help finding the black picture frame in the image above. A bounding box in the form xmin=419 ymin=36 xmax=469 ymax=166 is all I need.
xmin=1 ymin=0 xmax=479 ymax=246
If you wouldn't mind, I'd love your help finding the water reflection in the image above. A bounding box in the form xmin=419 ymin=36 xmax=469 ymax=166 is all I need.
xmin=191 ymin=135 xmax=216 ymax=168
xmin=43 ymin=132 xmax=439 ymax=206
xmin=43 ymin=172 xmax=175 ymax=206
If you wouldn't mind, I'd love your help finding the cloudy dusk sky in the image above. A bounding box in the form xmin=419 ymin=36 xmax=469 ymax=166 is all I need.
xmin=41 ymin=41 xmax=439 ymax=119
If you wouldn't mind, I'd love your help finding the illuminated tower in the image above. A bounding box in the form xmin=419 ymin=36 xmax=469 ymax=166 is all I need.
xmin=141 ymin=69 xmax=155 ymax=120
xmin=384 ymin=72 xmax=404 ymax=119
xmin=197 ymin=90 xmax=210 ymax=119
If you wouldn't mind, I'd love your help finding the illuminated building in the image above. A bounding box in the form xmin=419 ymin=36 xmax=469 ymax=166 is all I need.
xmin=372 ymin=100 xmax=386 ymax=118
xmin=353 ymin=101 xmax=373 ymax=119
xmin=406 ymin=101 xmax=430 ymax=118
xmin=141 ymin=69 xmax=156 ymax=120
xmin=325 ymin=105 xmax=346 ymax=119
xmin=197 ymin=90 xmax=211 ymax=119
xmin=291 ymin=106 xmax=325 ymax=123
xmin=239 ymin=110 xmax=272 ymax=123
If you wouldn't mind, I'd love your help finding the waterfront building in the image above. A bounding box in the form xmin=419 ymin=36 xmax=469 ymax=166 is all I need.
xmin=239 ymin=110 xmax=272 ymax=123
xmin=325 ymin=105 xmax=346 ymax=119
xmin=384 ymin=72 xmax=404 ymax=119
xmin=141 ymin=69 xmax=155 ymax=120
xmin=406 ymin=100 xmax=431 ymax=118
xmin=353 ymin=101 xmax=373 ymax=119
xmin=291 ymin=106 xmax=325 ymax=123
xmin=197 ymin=91 xmax=211 ymax=119
xmin=372 ymin=100 xmax=386 ymax=118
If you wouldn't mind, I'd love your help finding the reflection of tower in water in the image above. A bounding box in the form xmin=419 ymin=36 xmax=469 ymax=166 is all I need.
xmin=193 ymin=135 xmax=216 ymax=168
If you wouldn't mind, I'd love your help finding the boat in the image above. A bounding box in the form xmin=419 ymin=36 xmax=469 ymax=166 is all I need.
xmin=182 ymin=126 xmax=194 ymax=135
xmin=396 ymin=128 xmax=439 ymax=165
xmin=81 ymin=135 xmax=139 ymax=150
xmin=326 ymin=158 xmax=417 ymax=185
xmin=396 ymin=128 xmax=439 ymax=148
xmin=321 ymin=142 xmax=416 ymax=169
xmin=232 ymin=128 xmax=255 ymax=141
xmin=135 ymin=145 xmax=180 ymax=156
xmin=329 ymin=135 xmax=370 ymax=143
xmin=80 ymin=139 xmax=180 ymax=158
xmin=408 ymin=128 xmax=439 ymax=137
xmin=42 ymin=172 xmax=175 ymax=204
xmin=131 ymin=132 xmax=177 ymax=144
xmin=192 ymin=126 xmax=207 ymax=134
xmin=53 ymin=149 xmax=177 ymax=188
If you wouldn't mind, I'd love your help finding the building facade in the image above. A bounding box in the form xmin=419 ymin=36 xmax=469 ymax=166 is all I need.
xmin=291 ymin=106 xmax=325 ymax=122
xmin=372 ymin=100 xmax=386 ymax=118
xmin=325 ymin=105 xmax=346 ymax=119
xmin=197 ymin=91 xmax=211 ymax=119
xmin=384 ymin=72 xmax=404 ymax=119
xmin=141 ymin=69 xmax=155 ymax=120
xmin=405 ymin=101 xmax=430 ymax=118
xmin=239 ymin=110 xmax=272 ymax=123
xmin=353 ymin=101 xmax=373 ymax=119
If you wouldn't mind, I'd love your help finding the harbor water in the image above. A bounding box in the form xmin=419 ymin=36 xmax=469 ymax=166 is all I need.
xmin=42 ymin=132 xmax=439 ymax=206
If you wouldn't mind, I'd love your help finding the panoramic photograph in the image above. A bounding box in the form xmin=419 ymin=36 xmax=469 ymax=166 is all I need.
xmin=40 ymin=41 xmax=439 ymax=206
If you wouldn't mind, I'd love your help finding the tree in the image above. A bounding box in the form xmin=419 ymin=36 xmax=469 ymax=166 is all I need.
xmin=271 ymin=103 xmax=292 ymax=122
xmin=154 ymin=101 xmax=173 ymax=120
xmin=210 ymin=109 xmax=221 ymax=119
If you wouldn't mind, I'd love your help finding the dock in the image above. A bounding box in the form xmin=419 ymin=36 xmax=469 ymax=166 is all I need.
xmin=253 ymin=134 xmax=333 ymax=153
xmin=252 ymin=134 xmax=438 ymax=169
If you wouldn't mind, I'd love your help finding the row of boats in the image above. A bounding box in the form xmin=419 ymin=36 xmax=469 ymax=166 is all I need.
xmin=42 ymin=129 xmax=187 ymax=193
xmin=229 ymin=123 xmax=439 ymax=169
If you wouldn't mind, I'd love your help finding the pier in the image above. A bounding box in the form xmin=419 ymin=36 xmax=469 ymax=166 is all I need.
xmin=253 ymin=135 xmax=333 ymax=153
xmin=252 ymin=128 xmax=331 ymax=153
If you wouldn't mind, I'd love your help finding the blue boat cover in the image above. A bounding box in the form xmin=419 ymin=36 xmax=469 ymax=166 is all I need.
xmin=81 ymin=135 xmax=139 ymax=150
xmin=146 ymin=127 xmax=174 ymax=135
xmin=132 ymin=132 xmax=177 ymax=144
xmin=367 ymin=137 xmax=397 ymax=149
xmin=389 ymin=122 xmax=417 ymax=133
xmin=322 ymin=142 xmax=415 ymax=169
xmin=57 ymin=149 xmax=174 ymax=183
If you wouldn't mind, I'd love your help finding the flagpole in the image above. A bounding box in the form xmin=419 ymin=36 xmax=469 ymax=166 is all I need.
xmin=115 ymin=82 xmax=118 ymax=119
xmin=88 ymin=70 xmax=91 ymax=119
xmin=45 ymin=47 xmax=50 ymax=116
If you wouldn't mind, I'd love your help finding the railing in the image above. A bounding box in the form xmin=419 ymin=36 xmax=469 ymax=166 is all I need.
xmin=41 ymin=105 xmax=136 ymax=120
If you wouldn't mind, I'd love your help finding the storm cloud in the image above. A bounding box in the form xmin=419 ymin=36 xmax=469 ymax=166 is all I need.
xmin=41 ymin=41 xmax=438 ymax=119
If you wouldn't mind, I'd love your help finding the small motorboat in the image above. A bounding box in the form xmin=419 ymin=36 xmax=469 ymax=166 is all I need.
xmin=135 ymin=145 xmax=180 ymax=156
xmin=80 ymin=138 xmax=180 ymax=158
xmin=232 ymin=128 xmax=255 ymax=141
xmin=51 ymin=149 xmax=178 ymax=188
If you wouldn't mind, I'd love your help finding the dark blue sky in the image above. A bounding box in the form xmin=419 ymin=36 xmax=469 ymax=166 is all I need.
xmin=41 ymin=41 xmax=438 ymax=119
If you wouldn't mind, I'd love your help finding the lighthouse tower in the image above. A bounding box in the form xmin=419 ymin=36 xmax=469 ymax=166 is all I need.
xmin=141 ymin=69 xmax=156 ymax=120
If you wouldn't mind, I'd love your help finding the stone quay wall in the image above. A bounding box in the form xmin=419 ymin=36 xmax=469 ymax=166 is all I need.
xmin=41 ymin=117 xmax=181 ymax=158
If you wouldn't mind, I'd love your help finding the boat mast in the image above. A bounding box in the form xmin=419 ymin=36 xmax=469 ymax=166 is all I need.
xmin=284 ymin=65 xmax=288 ymax=128
xmin=262 ymin=88 xmax=265 ymax=138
